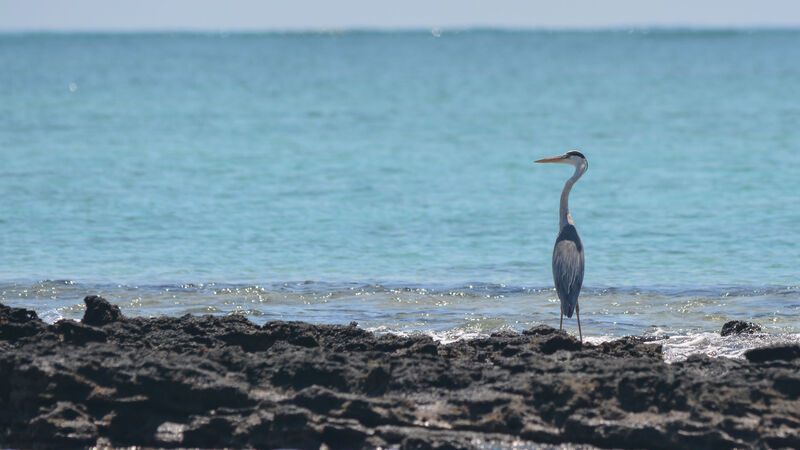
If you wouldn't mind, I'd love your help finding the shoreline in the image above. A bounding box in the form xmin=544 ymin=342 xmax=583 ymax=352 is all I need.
xmin=4 ymin=280 xmax=799 ymax=347
xmin=1 ymin=296 xmax=799 ymax=448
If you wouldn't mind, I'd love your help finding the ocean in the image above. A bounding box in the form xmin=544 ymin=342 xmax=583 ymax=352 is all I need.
xmin=1 ymin=30 xmax=799 ymax=360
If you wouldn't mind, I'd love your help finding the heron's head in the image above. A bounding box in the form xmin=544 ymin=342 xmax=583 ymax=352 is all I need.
xmin=535 ymin=150 xmax=588 ymax=172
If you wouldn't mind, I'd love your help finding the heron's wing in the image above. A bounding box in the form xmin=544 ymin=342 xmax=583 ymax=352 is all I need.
xmin=552 ymin=224 xmax=585 ymax=318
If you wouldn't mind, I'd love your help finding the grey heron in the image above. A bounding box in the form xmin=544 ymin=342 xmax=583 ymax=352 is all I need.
xmin=535 ymin=150 xmax=588 ymax=342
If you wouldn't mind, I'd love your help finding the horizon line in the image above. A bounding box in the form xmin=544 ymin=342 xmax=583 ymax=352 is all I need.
xmin=2 ymin=24 xmax=800 ymax=35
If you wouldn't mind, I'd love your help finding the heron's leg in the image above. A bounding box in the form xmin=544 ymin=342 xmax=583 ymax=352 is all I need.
xmin=559 ymin=311 xmax=563 ymax=330
xmin=576 ymin=303 xmax=583 ymax=343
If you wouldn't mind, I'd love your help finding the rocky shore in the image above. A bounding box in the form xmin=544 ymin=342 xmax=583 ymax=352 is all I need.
xmin=1 ymin=297 xmax=799 ymax=449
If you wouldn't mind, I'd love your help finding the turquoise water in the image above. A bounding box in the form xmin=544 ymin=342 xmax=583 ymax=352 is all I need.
xmin=1 ymin=31 xmax=799 ymax=344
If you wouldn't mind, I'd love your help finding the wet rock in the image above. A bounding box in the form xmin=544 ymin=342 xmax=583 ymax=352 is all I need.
xmin=720 ymin=320 xmax=762 ymax=336
xmin=522 ymin=325 xmax=561 ymax=336
xmin=0 ymin=300 xmax=798 ymax=449
xmin=745 ymin=344 xmax=800 ymax=362
xmin=593 ymin=335 xmax=663 ymax=359
xmin=81 ymin=295 xmax=122 ymax=326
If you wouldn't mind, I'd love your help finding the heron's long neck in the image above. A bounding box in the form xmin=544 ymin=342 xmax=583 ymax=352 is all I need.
xmin=559 ymin=165 xmax=584 ymax=230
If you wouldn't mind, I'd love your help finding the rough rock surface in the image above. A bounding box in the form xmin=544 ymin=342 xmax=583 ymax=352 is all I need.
xmin=81 ymin=295 xmax=123 ymax=327
xmin=720 ymin=320 xmax=762 ymax=336
xmin=1 ymin=297 xmax=799 ymax=449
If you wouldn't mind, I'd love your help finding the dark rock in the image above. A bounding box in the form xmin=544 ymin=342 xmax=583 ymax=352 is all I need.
xmin=536 ymin=332 xmax=582 ymax=354
xmin=745 ymin=344 xmax=800 ymax=362
xmin=322 ymin=423 xmax=368 ymax=449
xmin=182 ymin=416 xmax=236 ymax=448
xmin=523 ymin=325 xmax=561 ymax=336
xmin=593 ymin=335 xmax=663 ymax=359
xmin=81 ymin=295 xmax=122 ymax=326
xmin=25 ymin=401 xmax=98 ymax=447
xmin=0 ymin=303 xmax=45 ymax=340
xmin=720 ymin=320 xmax=762 ymax=336
xmin=291 ymin=385 xmax=347 ymax=413
xmin=218 ymin=330 xmax=275 ymax=352
xmin=0 ymin=300 xmax=798 ymax=449
xmin=363 ymin=365 xmax=391 ymax=395
xmin=772 ymin=373 xmax=800 ymax=397
xmin=51 ymin=320 xmax=107 ymax=344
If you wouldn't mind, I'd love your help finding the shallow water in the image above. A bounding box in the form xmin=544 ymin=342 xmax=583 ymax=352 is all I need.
xmin=1 ymin=31 xmax=799 ymax=359
xmin=2 ymin=280 xmax=799 ymax=362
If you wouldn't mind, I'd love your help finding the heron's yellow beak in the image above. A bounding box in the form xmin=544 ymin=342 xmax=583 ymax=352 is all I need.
xmin=534 ymin=155 xmax=566 ymax=164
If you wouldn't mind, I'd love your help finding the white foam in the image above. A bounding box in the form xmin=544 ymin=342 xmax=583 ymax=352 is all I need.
xmin=658 ymin=332 xmax=800 ymax=363
xmin=583 ymin=335 xmax=617 ymax=345
xmin=366 ymin=326 xmax=487 ymax=345
xmin=367 ymin=326 xmax=800 ymax=364
xmin=39 ymin=309 xmax=64 ymax=324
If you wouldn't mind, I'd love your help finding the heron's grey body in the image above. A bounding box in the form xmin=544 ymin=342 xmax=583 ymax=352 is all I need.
xmin=536 ymin=150 xmax=588 ymax=340
xmin=553 ymin=223 xmax=584 ymax=318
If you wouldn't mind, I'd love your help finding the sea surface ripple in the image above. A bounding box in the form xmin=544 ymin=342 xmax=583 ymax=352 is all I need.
xmin=1 ymin=31 xmax=799 ymax=360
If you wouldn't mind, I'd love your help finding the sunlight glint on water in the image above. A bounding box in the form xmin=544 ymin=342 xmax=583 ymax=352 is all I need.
xmin=1 ymin=31 xmax=799 ymax=360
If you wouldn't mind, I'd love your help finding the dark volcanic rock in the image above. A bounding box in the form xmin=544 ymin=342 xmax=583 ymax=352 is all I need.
xmin=81 ymin=295 xmax=123 ymax=326
xmin=0 ymin=303 xmax=45 ymax=339
xmin=0 ymin=298 xmax=798 ymax=449
xmin=745 ymin=344 xmax=800 ymax=362
xmin=720 ymin=320 xmax=762 ymax=336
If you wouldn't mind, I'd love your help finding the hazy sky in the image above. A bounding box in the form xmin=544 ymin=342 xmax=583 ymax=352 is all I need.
xmin=1 ymin=0 xmax=799 ymax=31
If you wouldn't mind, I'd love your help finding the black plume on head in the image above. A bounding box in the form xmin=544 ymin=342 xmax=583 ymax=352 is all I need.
xmin=565 ymin=150 xmax=585 ymax=159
